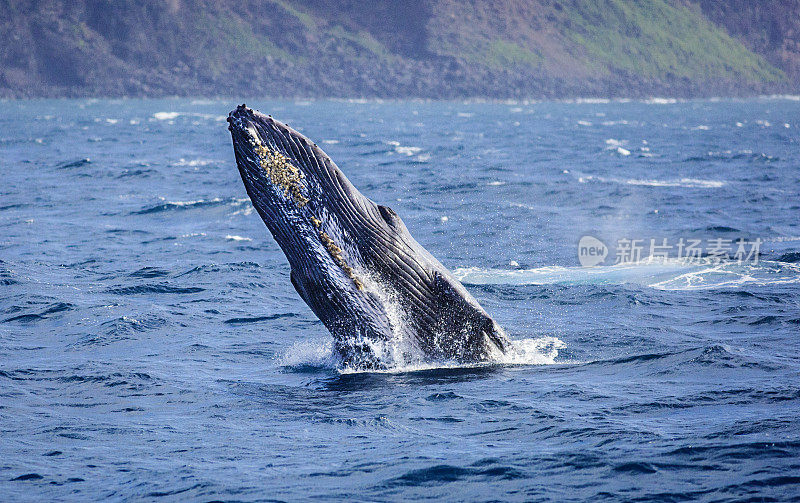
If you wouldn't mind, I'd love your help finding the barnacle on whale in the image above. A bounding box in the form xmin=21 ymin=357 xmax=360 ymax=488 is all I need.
xmin=319 ymin=230 xmax=364 ymax=291
xmin=251 ymin=139 xmax=309 ymax=207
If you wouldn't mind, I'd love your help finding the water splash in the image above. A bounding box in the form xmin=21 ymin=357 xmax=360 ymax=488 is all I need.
xmin=277 ymin=334 xmax=565 ymax=375
xmin=277 ymin=338 xmax=337 ymax=369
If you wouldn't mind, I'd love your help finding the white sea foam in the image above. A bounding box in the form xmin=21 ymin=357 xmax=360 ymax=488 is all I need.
xmin=225 ymin=235 xmax=252 ymax=242
xmin=578 ymin=175 xmax=725 ymax=188
xmin=162 ymin=197 xmax=222 ymax=206
xmin=453 ymin=259 xmax=800 ymax=291
xmin=761 ymin=94 xmax=800 ymax=101
xmin=499 ymin=337 xmax=565 ymax=365
xmin=625 ymin=178 xmax=725 ymax=188
xmin=278 ymin=339 xmax=337 ymax=368
xmin=277 ymin=304 xmax=566 ymax=374
xmin=333 ymin=335 xmax=565 ymax=374
xmin=174 ymin=158 xmax=220 ymax=167
xmin=153 ymin=111 xmax=181 ymax=120
xmin=642 ymin=97 xmax=678 ymax=104
xmin=152 ymin=112 xmax=225 ymax=121
xmin=565 ymin=98 xmax=611 ymax=104
xmin=395 ymin=146 xmax=422 ymax=156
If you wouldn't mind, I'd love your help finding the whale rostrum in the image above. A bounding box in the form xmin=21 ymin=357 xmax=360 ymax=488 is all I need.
xmin=227 ymin=105 xmax=509 ymax=368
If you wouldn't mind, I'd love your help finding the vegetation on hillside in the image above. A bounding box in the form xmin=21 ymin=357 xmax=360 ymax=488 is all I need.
xmin=0 ymin=0 xmax=795 ymax=98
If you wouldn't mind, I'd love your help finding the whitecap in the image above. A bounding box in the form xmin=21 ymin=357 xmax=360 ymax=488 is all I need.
xmin=642 ymin=97 xmax=678 ymax=104
xmin=153 ymin=112 xmax=181 ymax=120
xmin=225 ymin=235 xmax=252 ymax=242
xmin=453 ymin=259 xmax=800 ymax=291
xmin=577 ymin=174 xmax=725 ymax=188
xmin=174 ymin=158 xmax=220 ymax=167
xmin=396 ymin=146 xmax=422 ymax=156
xmin=605 ymin=138 xmax=626 ymax=147
xmin=567 ymin=98 xmax=610 ymax=104
xmin=624 ymin=178 xmax=725 ymax=188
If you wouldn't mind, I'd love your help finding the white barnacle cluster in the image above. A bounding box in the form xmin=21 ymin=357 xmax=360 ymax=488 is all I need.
xmin=249 ymin=133 xmax=309 ymax=207
xmin=245 ymin=126 xmax=363 ymax=291
xmin=318 ymin=229 xmax=364 ymax=291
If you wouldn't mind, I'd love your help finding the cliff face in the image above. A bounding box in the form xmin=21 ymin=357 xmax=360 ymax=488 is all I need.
xmin=691 ymin=0 xmax=800 ymax=83
xmin=0 ymin=0 xmax=797 ymax=98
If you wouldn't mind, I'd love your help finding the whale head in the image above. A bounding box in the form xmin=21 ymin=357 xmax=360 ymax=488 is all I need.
xmin=227 ymin=105 xmax=509 ymax=368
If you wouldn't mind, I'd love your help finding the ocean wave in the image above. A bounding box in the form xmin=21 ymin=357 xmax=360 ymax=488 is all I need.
xmin=133 ymin=197 xmax=248 ymax=214
xmin=152 ymin=112 xmax=227 ymax=121
xmin=99 ymin=315 xmax=167 ymax=338
xmin=453 ymin=259 xmax=800 ymax=290
xmin=642 ymin=97 xmax=679 ymax=104
xmin=578 ymin=174 xmax=726 ymax=188
xmin=224 ymin=313 xmax=298 ymax=324
xmin=2 ymin=302 xmax=74 ymax=323
xmin=152 ymin=111 xmax=180 ymax=120
xmin=128 ymin=266 xmax=171 ymax=278
xmin=56 ymin=158 xmax=91 ymax=169
xmin=104 ymin=284 xmax=204 ymax=295
xmin=683 ymin=149 xmax=778 ymax=163
xmin=384 ymin=462 xmax=526 ymax=487
xmin=173 ymin=158 xmax=223 ymax=167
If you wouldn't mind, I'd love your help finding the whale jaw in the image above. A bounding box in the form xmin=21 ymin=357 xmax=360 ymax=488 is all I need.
xmin=228 ymin=105 xmax=509 ymax=368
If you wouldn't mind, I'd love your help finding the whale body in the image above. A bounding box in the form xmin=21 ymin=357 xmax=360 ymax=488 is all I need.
xmin=227 ymin=105 xmax=509 ymax=368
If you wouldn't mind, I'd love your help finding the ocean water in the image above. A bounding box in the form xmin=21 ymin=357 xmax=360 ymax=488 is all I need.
xmin=1 ymin=97 xmax=799 ymax=501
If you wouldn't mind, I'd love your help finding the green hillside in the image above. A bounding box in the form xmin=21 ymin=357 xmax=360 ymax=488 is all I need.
xmin=0 ymin=0 xmax=795 ymax=98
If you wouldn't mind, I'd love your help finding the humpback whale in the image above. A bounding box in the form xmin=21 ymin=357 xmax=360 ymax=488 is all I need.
xmin=227 ymin=105 xmax=509 ymax=368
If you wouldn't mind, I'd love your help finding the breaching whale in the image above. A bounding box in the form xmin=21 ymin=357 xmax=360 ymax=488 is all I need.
xmin=227 ymin=105 xmax=509 ymax=368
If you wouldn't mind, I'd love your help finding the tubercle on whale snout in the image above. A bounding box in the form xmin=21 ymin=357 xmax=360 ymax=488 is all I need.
xmin=228 ymin=104 xmax=365 ymax=292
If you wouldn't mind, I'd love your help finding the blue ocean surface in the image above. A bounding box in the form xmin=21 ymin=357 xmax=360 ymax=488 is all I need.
xmin=1 ymin=97 xmax=799 ymax=501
